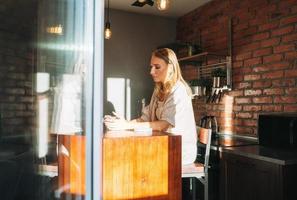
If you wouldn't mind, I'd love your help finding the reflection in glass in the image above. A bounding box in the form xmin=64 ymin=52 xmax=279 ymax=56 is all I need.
xmin=50 ymin=74 xmax=83 ymax=135
xmin=36 ymin=72 xmax=50 ymax=158
xmin=0 ymin=0 xmax=95 ymax=199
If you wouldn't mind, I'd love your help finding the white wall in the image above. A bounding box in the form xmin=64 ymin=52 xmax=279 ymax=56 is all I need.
xmin=104 ymin=9 xmax=176 ymax=119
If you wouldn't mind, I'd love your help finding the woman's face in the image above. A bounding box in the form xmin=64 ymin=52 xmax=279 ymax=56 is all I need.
xmin=150 ymin=55 xmax=169 ymax=83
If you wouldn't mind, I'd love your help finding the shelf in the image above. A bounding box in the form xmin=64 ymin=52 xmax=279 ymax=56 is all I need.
xmin=179 ymin=52 xmax=232 ymax=90
xmin=178 ymin=52 xmax=228 ymax=67
xmin=177 ymin=18 xmax=233 ymax=91
xmin=178 ymin=52 xmax=227 ymax=62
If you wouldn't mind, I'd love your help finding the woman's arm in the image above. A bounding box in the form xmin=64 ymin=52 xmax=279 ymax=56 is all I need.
xmin=128 ymin=120 xmax=171 ymax=131
xmin=104 ymin=116 xmax=171 ymax=131
xmin=130 ymin=118 xmax=144 ymax=123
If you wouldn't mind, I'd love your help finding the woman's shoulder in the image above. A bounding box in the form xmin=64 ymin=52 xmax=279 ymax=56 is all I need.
xmin=172 ymin=81 xmax=188 ymax=95
xmin=167 ymin=81 xmax=190 ymax=102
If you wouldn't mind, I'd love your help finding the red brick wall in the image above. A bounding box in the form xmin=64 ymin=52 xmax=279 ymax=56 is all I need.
xmin=0 ymin=4 xmax=36 ymax=141
xmin=177 ymin=0 xmax=297 ymax=136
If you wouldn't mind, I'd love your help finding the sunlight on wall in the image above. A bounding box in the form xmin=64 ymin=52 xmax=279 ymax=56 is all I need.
xmin=38 ymin=97 xmax=49 ymax=158
xmin=223 ymin=95 xmax=234 ymax=134
xmin=107 ymin=78 xmax=131 ymax=120
xmin=36 ymin=72 xmax=49 ymax=158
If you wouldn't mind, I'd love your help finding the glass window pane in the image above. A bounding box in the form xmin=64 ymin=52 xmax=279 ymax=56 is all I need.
xmin=0 ymin=0 xmax=99 ymax=200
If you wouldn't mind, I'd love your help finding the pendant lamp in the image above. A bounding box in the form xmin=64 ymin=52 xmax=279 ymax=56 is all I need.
xmin=104 ymin=0 xmax=112 ymax=39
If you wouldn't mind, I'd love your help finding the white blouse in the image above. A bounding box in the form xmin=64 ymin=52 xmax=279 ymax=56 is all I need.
xmin=140 ymin=81 xmax=197 ymax=165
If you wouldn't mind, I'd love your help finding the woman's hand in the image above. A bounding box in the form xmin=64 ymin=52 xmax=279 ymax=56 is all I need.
xmin=103 ymin=112 xmax=130 ymax=130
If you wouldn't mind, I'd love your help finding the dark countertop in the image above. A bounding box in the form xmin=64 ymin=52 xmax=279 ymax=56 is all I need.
xmin=222 ymin=145 xmax=297 ymax=165
xmin=198 ymin=133 xmax=258 ymax=150
xmin=0 ymin=143 xmax=31 ymax=160
xmin=198 ymin=133 xmax=297 ymax=165
xmin=212 ymin=133 xmax=258 ymax=147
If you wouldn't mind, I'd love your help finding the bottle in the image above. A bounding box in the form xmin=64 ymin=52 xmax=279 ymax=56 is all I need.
xmin=187 ymin=44 xmax=193 ymax=56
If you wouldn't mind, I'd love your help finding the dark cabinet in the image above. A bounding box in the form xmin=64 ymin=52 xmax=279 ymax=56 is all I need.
xmin=220 ymin=151 xmax=297 ymax=200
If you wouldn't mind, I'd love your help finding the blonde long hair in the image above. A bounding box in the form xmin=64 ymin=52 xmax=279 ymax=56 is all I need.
xmin=152 ymin=48 xmax=192 ymax=101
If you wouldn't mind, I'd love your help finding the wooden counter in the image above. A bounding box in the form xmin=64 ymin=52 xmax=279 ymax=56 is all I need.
xmin=58 ymin=135 xmax=86 ymax=198
xmin=58 ymin=131 xmax=182 ymax=200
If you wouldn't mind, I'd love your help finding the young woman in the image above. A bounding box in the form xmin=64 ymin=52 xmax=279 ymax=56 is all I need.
xmin=104 ymin=48 xmax=197 ymax=165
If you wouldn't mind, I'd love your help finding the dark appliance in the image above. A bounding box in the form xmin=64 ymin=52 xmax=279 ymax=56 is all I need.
xmin=258 ymin=113 xmax=297 ymax=149
xmin=200 ymin=115 xmax=218 ymax=139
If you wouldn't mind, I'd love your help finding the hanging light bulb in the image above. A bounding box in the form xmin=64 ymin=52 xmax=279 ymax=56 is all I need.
xmin=104 ymin=22 xmax=112 ymax=39
xmin=46 ymin=24 xmax=63 ymax=35
xmin=104 ymin=0 xmax=112 ymax=39
xmin=156 ymin=0 xmax=169 ymax=11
